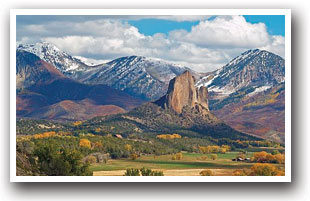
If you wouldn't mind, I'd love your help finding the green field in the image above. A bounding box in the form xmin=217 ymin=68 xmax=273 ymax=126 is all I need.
xmin=90 ymin=152 xmax=257 ymax=172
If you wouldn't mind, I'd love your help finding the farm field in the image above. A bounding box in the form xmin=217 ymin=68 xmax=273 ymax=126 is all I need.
xmin=91 ymin=152 xmax=285 ymax=176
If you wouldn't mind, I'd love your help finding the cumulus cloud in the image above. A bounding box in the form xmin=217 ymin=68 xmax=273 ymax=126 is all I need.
xmin=17 ymin=15 xmax=285 ymax=73
xmin=170 ymin=16 xmax=271 ymax=48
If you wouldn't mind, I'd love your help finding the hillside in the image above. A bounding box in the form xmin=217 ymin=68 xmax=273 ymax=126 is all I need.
xmin=213 ymin=83 xmax=285 ymax=143
xmin=16 ymin=50 xmax=143 ymax=121
xmin=83 ymin=56 xmax=193 ymax=100
xmin=79 ymin=71 xmax=259 ymax=140
xmin=18 ymin=43 xmax=196 ymax=100
xmin=195 ymin=49 xmax=285 ymax=143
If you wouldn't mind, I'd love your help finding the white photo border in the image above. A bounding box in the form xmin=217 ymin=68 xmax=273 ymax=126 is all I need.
xmin=10 ymin=9 xmax=291 ymax=182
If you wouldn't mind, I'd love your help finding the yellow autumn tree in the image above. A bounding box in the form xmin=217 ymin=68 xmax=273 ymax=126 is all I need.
xmin=274 ymin=153 xmax=285 ymax=164
xmin=253 ymin=151 xmax=268 ymax=162
xmin=251 ymin=163 xmax=280 ymax=176
xmin=93 ymin=141 xmax=103 ymax=149
xmin=156 ymin=134 xmax=181 ymax=139
xmin=79 ymin=139 xmax=91 ymax=149
xmin=198 ymin=146 xmax=208 ymax=154
xmin=73 ymin=121 xmax=82 ymax=126
xmin=124 ymin=144 xmax=133 ymax=152
xmin=200 ymin=169 xmax=213 ymax=176
xmin=232 ymin=169 xmax=249 ymax=176
xmin=221 ymin=145 xmax=231 ymax=151
xmin=130 ymin=153 xmax=138 ymax=160
xmin=211 ymin=154 xmax=218 ymax=160
xmin=220 ymin=147 xmax=227 ymax=154
xmin=176 ymin=152 xmax=183 ymax=160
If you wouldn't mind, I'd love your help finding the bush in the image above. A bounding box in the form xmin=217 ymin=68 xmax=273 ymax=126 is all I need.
xmin=124 ymin=168 xmax=140 ymax=176
xmin=140 ymin=167 xmax=164 ymax=176
xmin=272 ymin=150 xmax=280 ymax=155
xmin=130 ymin=153 xmax=138 ymax=160
xmin=198 ymin=156 xmax=208 ymax=161
xmin=253 ymin=151 xmax=268 ymax=162
xmin=274 ymin=153 xmax=285 ymax=164
xmin=85 ymin=155 xmax=97 ymax=164
xmin=220 ymin=148 xmax=227 ymax=154
xmin=124 ymin=168 xmax=164 ymax=176
xmin=33 ymin=142 xmax=91 ymax=176
xmin=79 ymin=139 xmax=91 ymax=149
xmin=211 ymin=154 xmax=217 ymax=160
xmin=251 ymin=163 xmax=281 ymax=176
xmin=176 ymin=152 xmax=183 ymax=160
xmin=252 ymin=151 xmax=285 ymax=164
xmin=171 ymin=152 xmax=182 ymax=160
xmin=200 ymin=169 xmax=213 ymax=176
xmin=232 ymin=169 xmax=249 ymax=176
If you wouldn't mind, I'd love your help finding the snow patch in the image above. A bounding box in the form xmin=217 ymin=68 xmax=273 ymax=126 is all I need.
xmin=248 ymin=86 xmax=271 ymax=97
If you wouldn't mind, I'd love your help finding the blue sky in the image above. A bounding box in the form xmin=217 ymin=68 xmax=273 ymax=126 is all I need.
xmin=16 ymin=15 xmax=285 ymax=72
xmin=243 ymin=15 xmax=285 ymax=36
xmin=128 ymin=19 xmax=200 ymax=36
xmin=128 ymin=15 xmax=285 ymax=36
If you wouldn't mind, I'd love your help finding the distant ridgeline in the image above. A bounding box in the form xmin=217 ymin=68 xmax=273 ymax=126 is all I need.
xmin=16 ymin=43 xmax=285 ymax=143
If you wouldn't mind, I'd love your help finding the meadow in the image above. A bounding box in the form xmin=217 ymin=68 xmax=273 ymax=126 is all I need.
xmin=16 ymin=130 xmax=285 ymax=176
xmin=91 ymin=152 xmax=285 ymax=176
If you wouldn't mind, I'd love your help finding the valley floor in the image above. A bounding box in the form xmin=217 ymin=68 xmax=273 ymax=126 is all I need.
xmin=90 ymin=152 xmax=285 ymax=176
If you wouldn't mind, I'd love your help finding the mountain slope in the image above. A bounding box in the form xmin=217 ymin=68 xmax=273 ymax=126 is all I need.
xmin=17 ymin=42 xmax=101 ymax=80
xmin=195 ymin=49 xmax=285 ymax=143
xmin=84 ymin=56 xmax=191 ymax=100
xmin=196 ymin=49 xmax=285 ymax=110
xmin=82 ymin=71 xmax=258 ymax=140
xmin=16 ymin=51 xmax=143 ymax=121
xmin=18 ymin=43 xmax=195 ymax=101
xmin=16 ymin=50 xmax=65 ymax=89
xmin=27 ymin=99 xmax=126 ymax=121
xmin=213 ymin=83 xmax=285 ymax=143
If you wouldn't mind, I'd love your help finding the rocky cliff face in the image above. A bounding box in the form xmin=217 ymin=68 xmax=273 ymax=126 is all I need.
xmin=155 ymin=71 xmax=209 ymax=114
xmin=16 ymin=50 xmax=65 ymax=89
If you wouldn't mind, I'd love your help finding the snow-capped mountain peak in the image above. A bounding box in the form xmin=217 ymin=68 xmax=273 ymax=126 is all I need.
xmin=196 ymin=49 xmax=285 ymax=100
xmin=226 ymin=49 xmax=261 ymax=67
xmin=84 ymin=55 xmax=193 ymax=100
xmin=17 ymin=42 xmax=94 ymax=78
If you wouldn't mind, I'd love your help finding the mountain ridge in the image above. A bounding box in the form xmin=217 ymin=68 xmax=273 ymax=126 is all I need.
xmin=16 ymin=50 xmax=143 ymax=121
xmin=82 ymin=71 xmax=257 ymax=140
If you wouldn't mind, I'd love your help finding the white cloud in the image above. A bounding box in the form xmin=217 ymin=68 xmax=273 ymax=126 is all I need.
xmin=149 ymin=15 xmax=212 ymax=22
xmin=169 ymin=15 xmax=271 ymax=48
xmin=18 ymin=15 xmax=285 ymax=73
xmin=73 ymin=56 xmax=109 ymax=66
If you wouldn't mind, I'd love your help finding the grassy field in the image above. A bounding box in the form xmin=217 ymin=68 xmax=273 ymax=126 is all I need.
xmin=91 ymin=151 xmax=284 ymax=176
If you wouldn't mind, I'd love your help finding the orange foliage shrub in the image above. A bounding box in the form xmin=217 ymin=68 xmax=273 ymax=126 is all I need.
xmin=93 ymin=141 xmax=103 ymax=148
xmin=85 ymin=155 xmax=97 ymax=164
xmin=79 ymin=139 xmax=91 ymax=149
xmin=73 ymin=121 xmax=82 ymax=126
xmin=211 ymin=154 xmax=218 ymax=160
xmin=252 ymin=151 xmax=285 ymax=164
xmin=266 ymin=153 xmax=276 ymax=162
xmin=198 ymin=145 xmax=222 ymax=154
xmin=221 ymin=145 xmax=231 ymax=151
xmin=232 ymin=169 xmax=249 ymax=176
xmin=251 ymin=163 xmax=280 ymax=176
xmin=176 ymin=152 xmax=183 ymax=160
xmin=33 ymin=131 xmax=57 ymax=139
xmin=200 ymin=169 xmax=213 ymax=176
xmin=220 ymin=148 xmax=227 ymax=153
xmin=130 ymin=153 xmax=138 ymax=160
xmin=171 ymin=152 xmax=183 ymax=160
xmin=253 ymin=151 xmax=268 ymax=162
xmin=156 ymin=134 xmax=181 ymax=139
xmin=274 ymin=153 xmax=285 ymax=164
